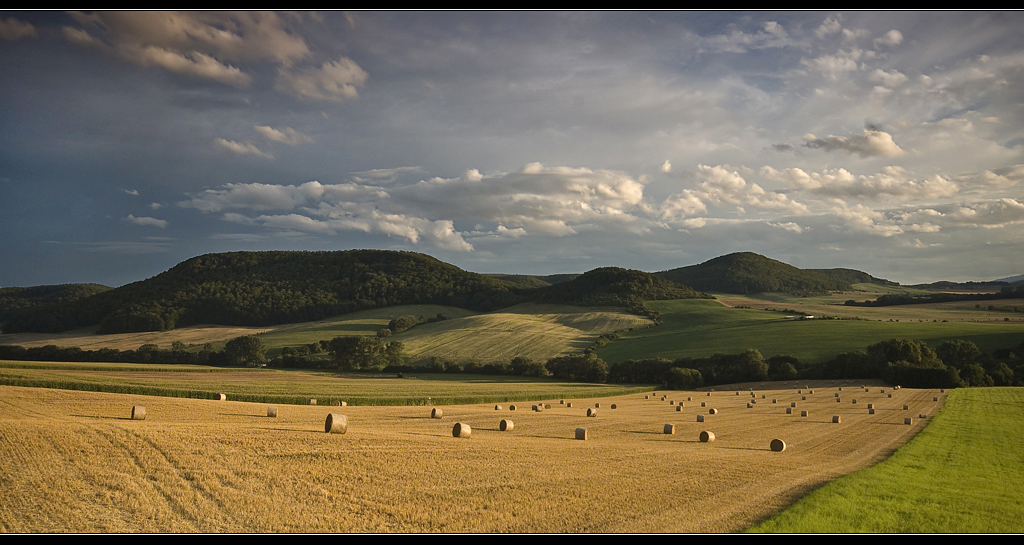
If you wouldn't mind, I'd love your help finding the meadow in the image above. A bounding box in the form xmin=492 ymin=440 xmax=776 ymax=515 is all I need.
xmin=748 ymin=387 xmax=1024 ymax=533
xmin=597 ymin=298 xmax=1024 ymax=364
xmin=0 ymin=379 xmax=945 ymax=533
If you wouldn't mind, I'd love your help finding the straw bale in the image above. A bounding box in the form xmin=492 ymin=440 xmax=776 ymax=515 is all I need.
xmin=494 ymin=405 xmax=502 ymax=410
xmin=770 ymin=439 xmax=786 ymax=452
xmin=663 ymin=423 xmax=675 ymax=435
xmin=431 ymin=408 xmax=443 ymax=419
xmin=325 ymin=413 xmax=348 ymax=434
xmin=217 ymin=393 xmax=226 ymax=401
xmin=869 ymin=408 xmax=875 ymax=414
xmin=832 ymin=415 xmax=841 ymax=423
xmin=905 ymin=417 xmax=913 ymax=425
xmin=697 ymin=414 xmax=705 ymax=422
xmin=131 ymin=406 xmax=146 ymax=420
xmin=509 ymin=404 xmax=517 ymax=411
xmin=310 ymin=399 xmax=317 ymax=405
xmin=676 ymin=405 xmax=683 ymax=412
xmin=786 ymin=407 xmax=792 ymax=414
xmin=611 ymin=404 xmax=617 ymax=409
xmin=267 ymin=406 xmax=277 ymax=418
xmin=800 ymin=410 xmax=808 ymax=417
xmin=575 ymin=427 xmax=588 ymax=440
xmin=699 ymin=431 xmax=715 ymax=443
xmin=500 ymin=419 xmax=514 ymax=432
xmin=452 ymin=422 xmax=471 ymax=438
xmin=708 ymin=408 xmax=718 ymax=415
xmin=587 ymin=408 xmax=597 ymax=417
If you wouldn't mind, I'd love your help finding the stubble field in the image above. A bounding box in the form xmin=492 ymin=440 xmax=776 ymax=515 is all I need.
xmin=0 ymin=381 xmax=943 ymax=533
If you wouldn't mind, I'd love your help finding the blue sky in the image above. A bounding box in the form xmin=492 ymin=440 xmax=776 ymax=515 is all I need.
xmin=2 ymin=11 xmax=1022 ymax=287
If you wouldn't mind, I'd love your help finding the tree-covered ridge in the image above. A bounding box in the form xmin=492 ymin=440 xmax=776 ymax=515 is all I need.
xmin=535 ymin=267 xmax=710 ymax=306
xmin=656 ymin=252 xmax=852 ymax=295
xmin=0 ymin=284 xmax=113 ymax=327
xmin=3 ymin=251 xmax=532 ymax=334
xmin=810 ymin=268 xmax=897 ymax=287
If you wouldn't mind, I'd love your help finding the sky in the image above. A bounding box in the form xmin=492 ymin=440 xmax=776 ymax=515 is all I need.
xmin=2 ymin=11 xmax=1023 ymax=287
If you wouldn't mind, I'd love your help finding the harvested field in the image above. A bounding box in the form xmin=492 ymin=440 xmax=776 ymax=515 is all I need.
xmin=0 ymin=380 xmax=941 ymax=533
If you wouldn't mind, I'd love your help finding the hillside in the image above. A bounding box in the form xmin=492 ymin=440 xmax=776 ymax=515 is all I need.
xmin=656 ymin=252 xmax=851 ymax=295
xmin=0 ymin=284 xmax=112 ymax=325
xmin=3 ymin=251 xmax=531 ymax=335
xmin=536 ymin=267 xmax=709 ymax=306
xmin=810 ymin=268 xmax=897 ymax=287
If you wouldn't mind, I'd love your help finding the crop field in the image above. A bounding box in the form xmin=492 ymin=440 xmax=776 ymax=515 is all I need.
xmin=0 ymin=380 xmax=944 ymax=533
xmin=749 ymin=387 xmax=1024 ymax=533
xmin=597 ymin=299 xmax=1024 ymax=364
xmin=0 ymin=361 xmax=645 ymax=406
xmin=0 ymin=303 xmax=649 ymax=364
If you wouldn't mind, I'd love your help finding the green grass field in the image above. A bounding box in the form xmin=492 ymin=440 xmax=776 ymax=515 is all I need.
xmin=597 ymin=299 xmax=1024 ymax=364
xmin=0 ymin=360 xmax=647 ymax=406
xmin=747 ymin=387 xmax=1024 ymax=533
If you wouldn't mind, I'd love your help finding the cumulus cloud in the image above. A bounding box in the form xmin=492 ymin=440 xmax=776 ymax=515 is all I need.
xmin=815 ymin=17 xmax=841 ymax=39
xmin=123 ymin=214 xmax=168 ymax=228
xmin=214 ymin=138 xmax=273 ymax=158
xmin=874 ymin=29 xmax=904 ymax=48
xmin=254 ymin=125 xmax=313 ymax=145
xmin=276 ymin=57 xmax=368 ymax=101
xmin=800 ymin=48 xmax=865 ymax=76
xmin=661 ymin=160 xmax=672 ymax=174
xmin=698 ymin=21 xmax=795 ymax=53
xmin=762 ymin=165 xmax=957 ymax=201
xmin=868 ymin=68 xmax=908 ymax=88
xmin=0 ymin=16 xmax=36 ymax=41
xmin=802 ymin=129 xmax=905 ymax=158
xmin=691 ymin=164 xmax=807 ymax=214
xmin=62 ymin=11 xmax=312 ymax=87
xmin=828 ymin=202 xmax=903 ymax=237
xmin=350 ymin=166 xmax=426 ymax=184
xmin=123 ymin=189 xmax=139 ymax=196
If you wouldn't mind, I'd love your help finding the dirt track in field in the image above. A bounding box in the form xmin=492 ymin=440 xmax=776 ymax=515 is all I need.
xmin=0 ymin=381 xmax=944 ymax=533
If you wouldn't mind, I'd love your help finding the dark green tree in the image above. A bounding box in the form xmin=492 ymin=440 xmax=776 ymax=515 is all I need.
xmin=224 ymin=335 xmax=266 ymax=367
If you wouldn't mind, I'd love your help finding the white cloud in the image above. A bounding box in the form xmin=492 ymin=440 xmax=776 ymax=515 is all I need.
xmin=123 ymin=189 xmax=139 ymax=196
xmin=762 ymin=165 xmax=958 ymax=201
xmin=868 ymin=68 xmax=909 ymax=88
xmin=214 ymin=138 xmax=273 ymax=159
xmin=276 ymin=57 xmax=368 ymax=101
xmin=692 ymin=164 xmax=807 ymax=214
xmin=661 ymin=160 xmax=672 ymax=174
xmin=123 ymin=214 xmax=168 ymax=228
xmin=135 ymin=46 xmax=250 ymax=87
xmin=874 ymin=29 xmax=903 ymax=48
xmin=0 ymin=16 xmax=36 ymax=41
xmin=254 ymin=125 xmax=313 ymax=145
xmin=815 ymin=17 xmax=841 ymax=40
xmin=802 ymin=129 xmax=905 ymax=158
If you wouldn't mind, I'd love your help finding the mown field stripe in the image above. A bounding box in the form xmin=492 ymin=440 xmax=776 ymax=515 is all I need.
xmin=746 ymin=387 xmax=1024 ymax=533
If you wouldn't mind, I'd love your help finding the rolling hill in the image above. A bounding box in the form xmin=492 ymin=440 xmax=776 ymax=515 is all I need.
xmin=656 ymin=252 xmax=852 ymax=295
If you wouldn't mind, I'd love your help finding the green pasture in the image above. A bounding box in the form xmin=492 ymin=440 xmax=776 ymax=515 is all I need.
xmin=0 ymin=360 xmax=645 ymax=406
xmin=597 ymin=299 xmax=1024 ymax=364
xmin=748 ymin=387 xmax=1024 ymax=533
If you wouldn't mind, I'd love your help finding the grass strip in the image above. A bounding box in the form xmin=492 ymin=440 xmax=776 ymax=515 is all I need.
xmin=747 ymin=387 xmax=1024 ymax=533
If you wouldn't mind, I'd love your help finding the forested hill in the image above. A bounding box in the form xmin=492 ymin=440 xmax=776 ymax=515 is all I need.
xmin=810 ymin=268 xmax=898 ymax=287
xmin=0 ymin=284 xmax=112 ymax=324
xmin=655 ymin=252 xmax=852 ymax=295
xmin=534 ymin=267 xmax=710 ymax=306
xmin=3 ymin=251 xmax=533 ymax=334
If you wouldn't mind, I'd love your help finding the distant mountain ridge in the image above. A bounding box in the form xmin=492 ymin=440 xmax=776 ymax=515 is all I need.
xmin=655 ymin=252 xmax=852 ymax=295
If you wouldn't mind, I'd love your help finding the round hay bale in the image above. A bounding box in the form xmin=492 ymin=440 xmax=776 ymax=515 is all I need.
xmin=867 ymin=403 xmax=874 ymax=409
xmin=699 ymin=430 xmax=715 ymax=443
xmin=532 ymin=405 xmax=540 ymax=412
xmin=746 ymin=402 xmax=753 ymax=408
xmin=940 ymin=388 xmax=945 ymax=393
xmin=267 ymin=406 xmax=277 ymax=418
xmin=707 ymin=392 xmax=711 ymax=396
xmin=888 ymin=393 xmax=893 ymax=398
xmin=325 ymin=413 xmax=347 ymax=434
xmin=919 ymin=413 xmax=927 ymax=419
xmin=560 ymin=399 xmax=565 ymax=404
xmin=933 ymin=396 xmax=939 ymax=402
xmin=310 ymin=399 xmax=317 ymax=406
xmin=696 ymin=414 xmax=705 ymax=422
xmin=772 ymin=398 xmax=777 ymax=403
xmin=835 ymin=393 xmax=840 ymax=397
xmin=566 ymin=402 xmax=572 ymax=408
xmin=839 ymin=387 xmax=843 ymax=391
xmin=595 ymin=403 xmax=601 ymax=408
xmin=809 ymin=390 xmax=814 ymax=394
xmin=544 ymin=404 xmax=551 ymax=409
xmin=736 ymin=391 xmax=740 ymax=396
xmin=331 ymin=400 xmax=341 ymax=406
xmin=645 ymin=395 xmax=650 ymax=399
xmin=786 ymin=407 xmax=793 ymax=414
xmin=500 ymin=419 xmax=514 ymax=432
xmin=904 ymin=404 xmax=909 ymax=410
xmin=800 ymin=410 xmax=808 ymax=417
xmin=587 ymin=408 xmax=597 ymax=417
xmin=905 ymin=417 xmax=913 ymax=425
xmin=701 ymin=402 xmax=707 ymax=407
xmin=791 ymin=402 xmax=797 ymax=407
xmin=708 ymin=408 xmax=718 ymax=415
xmin=869 ymin=408 xmax=875 ymax=414
xmin=802 ymin=396 xmax=806 ymax=400
xmin=832 ymin=415 xmax=841 ymax=423
xmin=762 ymin=394 xmax=766 ymax=399
xmin=452 ymin=422 xmax=471 ymax=438
xmin=509 ymin=404 xmax=517 ymax=411
xmin=131 ymin=406 xmax=146 ymax=420
xmin=852 ymin=399 xmax=857 ymax=404
xmin=770 ymin=438 xmax=786 ymax=452
xmin=836 ymin=398 xmax=841 ymax=403
xmin=575 ymin=427 xmax=588 ymax=440
xmin=676 ymin=405 xmax=683 ymax=412
xmin=663 ymin=423 xmax=675 ymax=434
xmin=611 ymin=404 xmax=617 ymax=409
xmin=494 ymin=404 xmax=502 ymax=410
xmin=339 ymin=401 xmax=347 ymax=407
xmin=687 ymin=396 xmax=692 ymax=401
xmin=881 ymin=389 xmax=885 ymax=393
xmin=669 ymin=400 xmax=675 ymax=405
xmin=217 ymin=393 xmax=226 ymax=401
xmin=431 ymin=408 xmax=443 ymax=419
